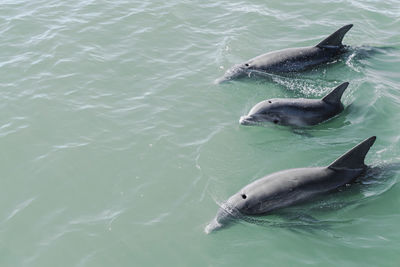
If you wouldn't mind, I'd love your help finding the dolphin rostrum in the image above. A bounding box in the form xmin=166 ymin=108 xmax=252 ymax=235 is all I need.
xmin=205 ymin=136 xmax=376 ymax=233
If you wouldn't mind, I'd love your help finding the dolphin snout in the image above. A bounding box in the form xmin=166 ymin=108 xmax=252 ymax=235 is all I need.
xmin=214 ymin=76 xmax=229 ymax=84
xmin=205 ymin=207 xmax=235 ymax=234
xmin=215 ymin=66 xmax=248 ymax=84
xmin=239 ymin=115 xmax=253 ymax=125
xmin=204 ymin=219 xmax=223 ymax=234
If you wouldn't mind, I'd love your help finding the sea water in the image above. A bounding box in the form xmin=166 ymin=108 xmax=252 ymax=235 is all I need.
xmin=0 ymin=0 xmax=399 ymax=266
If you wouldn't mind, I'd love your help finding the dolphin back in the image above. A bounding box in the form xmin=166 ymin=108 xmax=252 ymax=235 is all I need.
xmin=329 ymin=136 xmax=376 ymax=170
xmin=316 ymin=24 xmax=353 ymax=48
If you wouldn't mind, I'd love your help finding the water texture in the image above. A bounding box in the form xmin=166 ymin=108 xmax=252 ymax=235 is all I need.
xmin=0 ymin=0 xmax=399 ymax=266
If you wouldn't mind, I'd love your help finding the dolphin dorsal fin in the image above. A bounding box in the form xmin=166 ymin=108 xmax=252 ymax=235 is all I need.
xmin=316 ymin=24 xmax=353 ymax=48
xmin=322 ymin=82 xmax=349 ymax=104
xmin=328 ymin=136 xmax=376 ymax=170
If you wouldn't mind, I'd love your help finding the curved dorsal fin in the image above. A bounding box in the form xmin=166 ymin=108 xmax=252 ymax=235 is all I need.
xmin=316 ymin=24 xmax=353 ymax=48
xmin=322 ymin=82 xmax=349 ymax=104
xmin=328 ymin=136 xmax=376 ymax=170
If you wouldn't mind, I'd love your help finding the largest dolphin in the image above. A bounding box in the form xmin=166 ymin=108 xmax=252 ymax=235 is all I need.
xmin=205 ymin=136 xmax=376 ymax=233
xmin=216 ymin=24 xmax=353 ymax=83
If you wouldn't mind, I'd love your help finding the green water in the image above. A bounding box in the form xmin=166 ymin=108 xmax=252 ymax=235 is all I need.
xmin=0 ymin=0 xmax=400 ymax=266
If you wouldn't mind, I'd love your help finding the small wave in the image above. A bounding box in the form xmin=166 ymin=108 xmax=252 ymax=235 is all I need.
xmin=3 ymin=197 xmax=36 ymax=223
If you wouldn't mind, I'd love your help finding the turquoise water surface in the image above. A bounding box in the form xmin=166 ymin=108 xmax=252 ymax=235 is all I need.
xmin=0 ymin=0 xmax=400 ymax=266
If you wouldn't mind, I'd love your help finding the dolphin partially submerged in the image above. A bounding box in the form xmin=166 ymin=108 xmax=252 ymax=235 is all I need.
xmin=239 ymin=82 xmax=349 ymax=127
xmin=216 ymin=24 xmax=353 ymax=83
xmin=205 ymin=136 xmax=376 ymax=234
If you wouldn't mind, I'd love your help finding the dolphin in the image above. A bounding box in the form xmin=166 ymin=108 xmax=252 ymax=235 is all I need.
xmin=239 ymin=82 xmax=349 ymax=127
xmin=216 ymin=24 xmax=353 ymax=83
xmin=205 ymin=136 xmax=376 ymax=234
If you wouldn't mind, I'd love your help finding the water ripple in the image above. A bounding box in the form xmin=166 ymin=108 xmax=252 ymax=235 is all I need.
xmin=4 ymin=197 xmax=36 ymax=223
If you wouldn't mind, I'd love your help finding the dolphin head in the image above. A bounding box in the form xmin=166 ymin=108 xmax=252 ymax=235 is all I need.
xmin=215 ymin=62 xmax=251 ymax=84
xmin=205 ymin=192 xmax=251 ymax=234
xmin=239 ymin=99 xmax=283 ymax=126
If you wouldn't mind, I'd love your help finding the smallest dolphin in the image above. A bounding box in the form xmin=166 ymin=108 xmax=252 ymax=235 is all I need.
xmin=240 ymin=82 xmax=349 ymax=127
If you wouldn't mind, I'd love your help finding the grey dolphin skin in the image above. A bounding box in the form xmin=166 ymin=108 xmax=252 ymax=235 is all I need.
xmin=216 ymin=24 xmax=353 ymax=83
xmin=239 ymin=82 xmax=349 ymax=127
xmin=205 ymin=136 xmax=376 ymax=234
